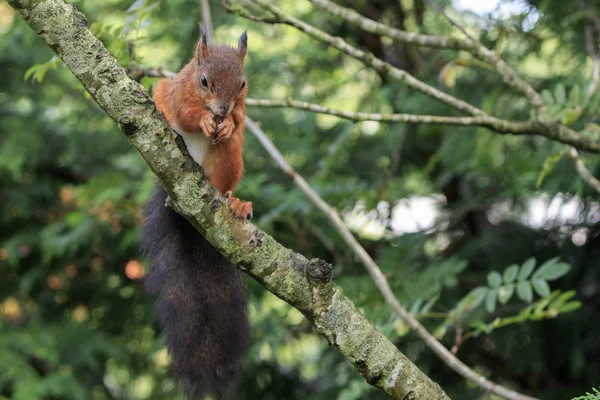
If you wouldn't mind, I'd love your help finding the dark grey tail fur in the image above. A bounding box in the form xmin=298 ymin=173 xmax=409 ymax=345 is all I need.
xmin=141 ymin=185 xmax=250 ymax=399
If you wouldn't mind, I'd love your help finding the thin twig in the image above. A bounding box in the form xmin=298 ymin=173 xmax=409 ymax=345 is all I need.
xmin=200 ymin=0 xmax=213 ymax=41
xmin=566 ymin=24 xmax=600 ymax=194
xmin=245 ymin=116 xmax=538 ymax=400
xmin=423 ymin=0 xmax=477 ymax=43
xmin=585 ymin=25 xmax=600 ymax=96
xmin=220 ymin=0 xmax=278 ymax=22
xmin=244 ymin=98 xmax=600 ymax=151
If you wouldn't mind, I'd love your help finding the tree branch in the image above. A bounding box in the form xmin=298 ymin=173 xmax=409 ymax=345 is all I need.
xmin=7 ymin=0 xmax=450 ymax=398
xmin=200 ymin=0 xmax=213 ymax=41
xmin=245 ymin=117 xmax=538 ymax=400
xmin=244 ymin=98 xmax=600 ymax=153
xmin=569 ymin=148 xmax=600 ymax=193
xmin=566 ymin=22 xmax=600 ymax=194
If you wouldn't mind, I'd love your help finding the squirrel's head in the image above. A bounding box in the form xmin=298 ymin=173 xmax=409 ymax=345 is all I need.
xmin=194 ymin=26 xmax=247 ymax=118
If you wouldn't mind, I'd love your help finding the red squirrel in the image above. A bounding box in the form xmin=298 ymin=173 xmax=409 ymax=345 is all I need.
xmin=152 ymin=27 xmax=252 ymax=220
xmin=141 ymin=28 xmax=251 ymax=399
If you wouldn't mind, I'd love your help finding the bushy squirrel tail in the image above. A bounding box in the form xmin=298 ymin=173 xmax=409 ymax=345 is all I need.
xmin=141 ymin=185 xmax=250 ymax=399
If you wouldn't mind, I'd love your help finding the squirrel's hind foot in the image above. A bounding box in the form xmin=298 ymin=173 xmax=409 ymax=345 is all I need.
xmin=224 ymin=191 xmax=253 ymax=221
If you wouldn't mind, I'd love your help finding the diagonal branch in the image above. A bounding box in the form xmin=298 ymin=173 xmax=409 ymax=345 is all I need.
xmin=7 ymin=0 xmax=450 ymax=398
xmin=245 ymin=117 xmax=538 ymax=400
xmin=569 ymin=148 xmax=600 ymax=193
xmin=565 ymin=22 xmax=600 ymax=194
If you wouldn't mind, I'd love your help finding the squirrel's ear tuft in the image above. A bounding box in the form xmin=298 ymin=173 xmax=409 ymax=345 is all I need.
xmin=197 ymin=24 xmax=209 ymax=62
xmin=238 ymin=30 xmax=247 ymax=60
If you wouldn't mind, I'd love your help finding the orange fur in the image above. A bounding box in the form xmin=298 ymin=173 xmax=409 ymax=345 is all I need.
xmin=152 ymin=33 xmax=252 ymax=220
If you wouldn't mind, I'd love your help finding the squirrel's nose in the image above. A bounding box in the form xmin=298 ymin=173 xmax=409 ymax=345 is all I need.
xmin=218 ymin=104 xmax=230 ymax=117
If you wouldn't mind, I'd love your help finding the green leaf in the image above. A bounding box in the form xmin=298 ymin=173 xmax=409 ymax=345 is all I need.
xmin=587 ymin=90 xmax=600 ymax=113
xmin=464 ymin=287 xmax=488 ymax=310
xmin=410 ymin=299 xmax=423 ymax=314
xmin=518 ymin=257 xmax=536 ymax=280
xmin=393 ymin=319 xmax=410 ymax=337
xmin=145 ymin=2 xmax=159 ymax=12
xmin=557 ymin=301 xmax=582 ymax=313
xmin=541 ymin=89 xmax=554 ymax=105
xmin=533 ymin=258 xmax=570 ymax=281
xmin=568 ymin=85 xmax=581 ymax=107
xmin=486 ymin=288 xmax=498 ymax=313
xmin=127 ymin=0 xmax=145 ymax=13
xmin=24 ymin=64 xmax=41 ymax=81
xmin=516 ymin=281 xmax=533 ymax=302
xmin=421 ymin=295 xmax=439 ymax=314
xmin=554 ymin=83 xmax=566 ymax=104
xmin=549 ymin=290 xmax=576 ymax=309
xmin=532 ymin=279 xmax=551 ymax=297
xmin=139 ymin=19 xmax=152 ymax=29
xmin=439 ymin=62 xmax=457 ymax=89
xmin=536 ymin=151 xmax=566 ymax=188
xmin=561 ymin=108 xmax=583 ymax=126
xmin=124 ymin=14 xmax=138 ymax=25
xmin=503 ymin=264 xmax=519 ymax=283
xmin=498 ymin=284 xmax=514 ymax=304
xmin=487 ymin=271 xmax=502 ymax=288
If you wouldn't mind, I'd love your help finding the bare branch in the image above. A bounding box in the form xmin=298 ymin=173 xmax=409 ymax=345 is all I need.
xmin=569 ymin=148 xmax=600 ymax=193
xmin=200 ymin=0 xmax=213 ymax=41
xmin=307 ymin=0 xmax=472 ymax=51
xmin=245 ymin=97 xmax=600 ymax=152
xmin=220 ymin=0 xmax=278 ymax=22
xmin=245 ymin=117 xmax=538 ymax=400
xmin=585 ymin=25 xmax=600 ymax=96
xmin=566 ymin=22 xmax=600 ymax=192
xmin=423 ymin=0 xmax=478 ymax=43
xmin=246 ymin=98 xmax=483 ymax=124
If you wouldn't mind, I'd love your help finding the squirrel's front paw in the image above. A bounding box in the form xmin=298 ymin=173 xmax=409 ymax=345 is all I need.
xmin=198 ymin=112 xmax=216 ymax=138
xmin=213 ymin=116 xmax=235 ymax=145
xmin=224 ymin=191 xmax=253 ymax=220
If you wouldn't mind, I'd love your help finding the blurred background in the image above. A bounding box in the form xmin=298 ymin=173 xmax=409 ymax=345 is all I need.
xmin=1 ymin=0 xmax=599 ymax=399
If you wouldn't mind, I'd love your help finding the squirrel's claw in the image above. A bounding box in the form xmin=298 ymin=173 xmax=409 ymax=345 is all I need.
xmin=225 ymin=192 xmax=253 ymax=221
xmin=199 ymin=113 xmax=216 ymax=138
xmin=213 ymin=117 xmax=235 ymax=145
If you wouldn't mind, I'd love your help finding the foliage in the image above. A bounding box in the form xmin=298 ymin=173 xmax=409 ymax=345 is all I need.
xmin=572 ymin=388 xmax=600 ymax=400
xmin=1 ymin=0 xmax=600 ymax=399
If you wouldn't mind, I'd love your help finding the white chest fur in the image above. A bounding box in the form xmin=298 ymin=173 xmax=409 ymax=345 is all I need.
xmin=172 ymin=124 xmax=211 ymax=168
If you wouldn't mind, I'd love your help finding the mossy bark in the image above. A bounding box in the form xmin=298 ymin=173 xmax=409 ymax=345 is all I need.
xmin=7 ymin=0 xmax=450 ymax=398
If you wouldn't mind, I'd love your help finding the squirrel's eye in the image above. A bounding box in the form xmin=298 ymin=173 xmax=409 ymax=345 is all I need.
xmin=201 ymin=75 xmax=208 ymax=88
xmin=240 ymin=81 xmax=246 ymax=90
